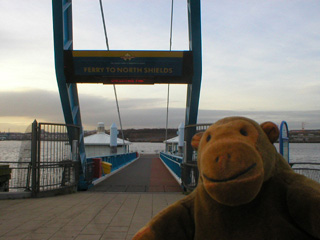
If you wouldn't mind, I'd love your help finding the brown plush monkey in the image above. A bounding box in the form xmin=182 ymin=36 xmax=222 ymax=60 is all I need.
xmin=133 ymin=117 xmax=320 ymax=240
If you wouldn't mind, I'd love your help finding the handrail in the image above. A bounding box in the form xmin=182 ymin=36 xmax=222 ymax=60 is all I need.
xmin=159 ymin=152 xmax=182 ymax=180
xmin=185 ymin=123 xmax=212 ymax=132
xmin=290 ymin=162 xmax=320 ymax=165
xmin=87 ymin=152 xmax=138 ymax=173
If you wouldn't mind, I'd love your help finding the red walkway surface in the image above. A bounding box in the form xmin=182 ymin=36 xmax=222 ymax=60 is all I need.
xmin=89 ymin=154 xmax=182 ymax=192
xmin=149 ymin=156 xmax=181 ymax=192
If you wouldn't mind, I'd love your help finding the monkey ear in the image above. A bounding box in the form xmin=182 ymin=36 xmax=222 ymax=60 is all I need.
xmin=191 ymin=132 xmax=204 ymax=150
xmin=260 ymin=122 xmax=279 ymax=144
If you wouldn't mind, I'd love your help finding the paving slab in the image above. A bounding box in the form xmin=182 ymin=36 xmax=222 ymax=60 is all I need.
xmin=0 ymin=155 xmax=185 ymax=239
xmin=0 ymin=192 xmax=185 ymax=240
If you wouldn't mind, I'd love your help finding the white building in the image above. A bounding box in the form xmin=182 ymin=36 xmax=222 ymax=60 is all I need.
xmin=165 ymin=136 xmax=179 ymax=154
xmin=164 ymin=123 xmax=185 ymax=155
xmin=84 ymin=123 xmax=130 ymax=158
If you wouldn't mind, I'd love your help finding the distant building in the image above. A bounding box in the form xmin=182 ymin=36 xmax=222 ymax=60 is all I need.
xmin=164 ymin=136 xmax=179 ymax=155
xmin=289 ymin=130 xmax=320 ymax=143
xmin=84 ymin=123 xmax=130 ymax=158
xmin=164 ymin=123 xmax=185 ymax=156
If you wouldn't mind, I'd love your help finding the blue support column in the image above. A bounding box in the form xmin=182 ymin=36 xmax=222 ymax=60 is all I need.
xmin=52 ymin=0 xmax=202 ymax=188
xmin=52 ymin=0 xmax=87 ymax=188
xmin=52 ymin=0 xmax=73 ymax=125
xmin=185 ymin=0 xmax=202 ymax=163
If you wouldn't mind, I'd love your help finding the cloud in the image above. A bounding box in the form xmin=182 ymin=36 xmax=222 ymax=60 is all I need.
xmin=198 ymin=110 xmax=320 ymax=130
xmin=0 ymin=89 xmax=319 ymax=132
xmin=0 ymin=1 xmax=319 ymax=133
xmin=72 ymin=0 xmax=189 ymax=51
xmin=201 ymin=0 xmax=320 ymax=112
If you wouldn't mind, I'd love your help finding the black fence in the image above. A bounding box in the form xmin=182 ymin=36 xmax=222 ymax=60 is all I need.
xmin=182 ymin=123 xmax=212 ymax=192
xmin=0 ymin=121 xmax=80 ymax=197
xmin=0 ymin=126 xmax=33 ymax=192
xmin=181 ymin=123 xmax=320 ymax=192
xmin=0 ymin=162 xmax=31 ymax=192
xmin=31 ymin=121 xmax=80 ymax=196
xmin=290 ymin=162 xmax=320 ymax=183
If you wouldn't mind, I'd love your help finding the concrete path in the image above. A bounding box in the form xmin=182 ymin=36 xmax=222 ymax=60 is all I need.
xmin=0 ymin=192 xmax=185 ymax=240
xmin=0 ymin=154 xmax=185 ymax=239
xmin=90 ymin=154 xmax=182 ymax=192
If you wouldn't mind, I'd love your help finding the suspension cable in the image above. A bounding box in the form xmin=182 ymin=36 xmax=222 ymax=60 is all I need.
xmin=165 ymin=0 xmax=174 ymax=151
xmin=169 ymin=0 xmax=174 ymax=52
xmin=99 ymin=0 xmax=110 ymax=50
xmin=165 ymin=84 xmax=170 ymax=151
xmin=99 ymin=0 xmax=126 ymax=149
xmin=113 ymin=85 xmax=125 ymax=147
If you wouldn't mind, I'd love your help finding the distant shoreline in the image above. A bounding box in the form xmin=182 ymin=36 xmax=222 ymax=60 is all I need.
xmin=1 ymin=128 xmax=320 ymax=143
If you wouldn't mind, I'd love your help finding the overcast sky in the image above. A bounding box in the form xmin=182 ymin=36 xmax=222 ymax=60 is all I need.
xmin=0 ymin=0 xmax=319 ymax=132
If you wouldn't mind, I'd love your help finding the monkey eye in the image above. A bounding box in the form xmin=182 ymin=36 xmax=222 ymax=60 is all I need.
xmin=206 ymin=134 xmax=211 ymax=142
xmin=240 ymin=128 xmax=248 ymax=136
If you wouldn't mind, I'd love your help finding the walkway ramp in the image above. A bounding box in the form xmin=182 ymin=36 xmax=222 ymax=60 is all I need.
xmin=89 ymin=154 xmax=182 ymax=192
xmin=0 ymin=192 xmax=185 ymax=239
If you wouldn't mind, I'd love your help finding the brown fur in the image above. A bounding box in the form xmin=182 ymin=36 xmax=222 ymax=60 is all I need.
xmin=133 ymin=117 xmax=320 ymax=239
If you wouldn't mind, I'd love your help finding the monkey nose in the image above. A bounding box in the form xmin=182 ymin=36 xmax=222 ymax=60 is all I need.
xmin=215 ymin=153 xmax=231 ymax=163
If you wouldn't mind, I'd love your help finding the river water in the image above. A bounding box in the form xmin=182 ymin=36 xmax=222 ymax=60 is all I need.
xmin=1 ymin=141 xmax=320 ymax=189
xmin=0 ymin=141 xmax=319 ymax=163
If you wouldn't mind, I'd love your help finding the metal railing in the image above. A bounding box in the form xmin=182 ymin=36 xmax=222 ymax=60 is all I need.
xmin=0 ymin=121 xmax=80 ymax=196
xmin=181 ymin=161 xmax=199 ymax=192
xmin=87 ymin=152 xmax=138 ymax=174
xmin=182 ymin=123 xmax=212 ymax=192
xmin=0 ymin=162 xmax=31 ymax=192
xmin=290 ymin=162 xmax=320 ymax=183
xmin=32 ymin=122 xmax=80 ymax=195
xmin=166 ymin=121 xmax=320 ymax=192
xmin=186 ymin=123 xmax=212 ymax=133
xmin=159 ymin=152 xmax=182 ymax=179
xmin=0 ymin=124 xmax=33 ymax=193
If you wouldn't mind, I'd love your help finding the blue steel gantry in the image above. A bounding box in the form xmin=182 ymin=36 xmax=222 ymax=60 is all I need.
xmin=52 ymin=0 xmax=202 ymax=188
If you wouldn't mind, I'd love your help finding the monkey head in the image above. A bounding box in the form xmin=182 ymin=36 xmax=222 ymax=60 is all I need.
xmin=191 ymin=117 xmax=280 ymax=206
